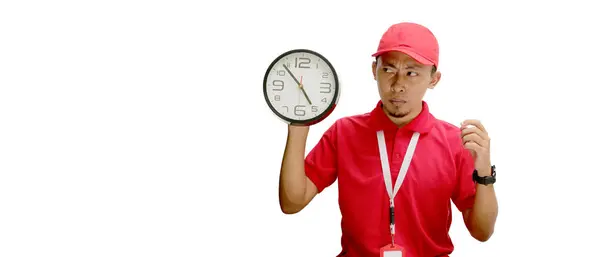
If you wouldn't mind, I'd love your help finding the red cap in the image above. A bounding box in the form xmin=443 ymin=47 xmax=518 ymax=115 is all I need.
xmin=372 ymin=22 xmax=439 ymax=67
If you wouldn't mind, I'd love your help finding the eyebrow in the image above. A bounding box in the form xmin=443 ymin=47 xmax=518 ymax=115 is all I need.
xmin=405 ymin=63 xmax=423 ymax=69
xmin=382 ymin=61 xmax=398 ymax=68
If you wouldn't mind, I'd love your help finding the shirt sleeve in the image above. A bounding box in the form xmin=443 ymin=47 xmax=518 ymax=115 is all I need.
xmin=451 ymin=147 xmax=477 ymax=212
xmin=304 ymin=120 xmax=339 ymax=193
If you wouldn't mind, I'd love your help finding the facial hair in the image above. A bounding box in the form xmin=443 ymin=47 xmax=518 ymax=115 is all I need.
xmin=384 ymin=104 xmax=410 ymax=118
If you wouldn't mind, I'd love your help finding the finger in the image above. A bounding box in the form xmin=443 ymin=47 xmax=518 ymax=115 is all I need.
xmin=464 ymin=141 xmax=485 ymax=154
xmin=460 ymin=127 xmax=490 ymax=141
xmin=461 ymin=133 xmax=487 ymax=148
xmin=461 ymin=119 xmax=487 ymax=134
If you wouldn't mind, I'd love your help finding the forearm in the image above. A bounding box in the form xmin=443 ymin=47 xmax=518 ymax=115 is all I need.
xmin=467 ymin=184 xmax=498 ymax=241
xmin=279 ymin=125 xmax=310 ymax=211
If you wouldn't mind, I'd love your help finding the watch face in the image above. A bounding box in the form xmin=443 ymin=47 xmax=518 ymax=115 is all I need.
xmin=263 ymin=49 xmax=340 ymax=125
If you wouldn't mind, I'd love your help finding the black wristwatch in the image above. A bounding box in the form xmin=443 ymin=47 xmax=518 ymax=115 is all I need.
xmin=472 ymin=165 xmax=496 ymax=185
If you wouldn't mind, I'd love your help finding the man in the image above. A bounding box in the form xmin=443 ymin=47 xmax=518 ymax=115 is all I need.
xmin=278 ymin=22 xmax=498 ymax=257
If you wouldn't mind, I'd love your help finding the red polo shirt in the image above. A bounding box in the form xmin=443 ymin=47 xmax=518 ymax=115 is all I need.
xmin=304 ymin=101 xmax=477 ymax=257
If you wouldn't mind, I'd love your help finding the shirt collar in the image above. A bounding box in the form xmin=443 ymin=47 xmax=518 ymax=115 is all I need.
xmin=368 ymin=100 xmax=436 ymax=134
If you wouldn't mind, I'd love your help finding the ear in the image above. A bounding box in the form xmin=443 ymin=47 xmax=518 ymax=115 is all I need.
xmin=371 ymin=61 xmax=377 ymax=80
xmin=428 ymin=71 xmax=442 ymax=89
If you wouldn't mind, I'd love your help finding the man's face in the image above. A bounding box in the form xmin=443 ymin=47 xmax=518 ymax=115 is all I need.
xmin=371 ymin=51 xmax=441 ymax=120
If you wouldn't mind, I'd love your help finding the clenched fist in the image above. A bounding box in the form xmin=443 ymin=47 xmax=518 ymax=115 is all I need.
xmin=460 ymin=119 xmax=492 ymax=176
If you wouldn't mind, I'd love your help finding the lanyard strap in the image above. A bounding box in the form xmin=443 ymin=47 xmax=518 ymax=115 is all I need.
xmin=376 ymin=130 xmax=420 ymax=245
xmin=376 ymin=130 xmax=420 ymax=202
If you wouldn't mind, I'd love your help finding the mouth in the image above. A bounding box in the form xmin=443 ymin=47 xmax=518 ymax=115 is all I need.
xmin=390 ymin=99 xmax=406 ymax=106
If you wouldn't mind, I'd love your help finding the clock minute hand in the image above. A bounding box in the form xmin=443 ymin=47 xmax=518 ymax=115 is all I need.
xmin=282 ymin=64 xmax=312 ymax=105
xmin=282 ymin=64 xmax=301 ymax=86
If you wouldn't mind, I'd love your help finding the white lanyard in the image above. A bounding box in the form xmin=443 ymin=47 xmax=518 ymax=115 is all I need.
xmin=376 ymin=130 xmax=420 ymax=245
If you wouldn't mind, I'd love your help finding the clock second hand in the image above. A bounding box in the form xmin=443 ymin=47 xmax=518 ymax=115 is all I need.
xmin=282 ymin=64 xmax=312 ymax=105
xmin=299 ymin=76 xmax=312 ymax=105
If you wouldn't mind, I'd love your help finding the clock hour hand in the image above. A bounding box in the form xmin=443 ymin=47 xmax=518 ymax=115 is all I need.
xmin=282 ymin=64 xmax=312 ymax=105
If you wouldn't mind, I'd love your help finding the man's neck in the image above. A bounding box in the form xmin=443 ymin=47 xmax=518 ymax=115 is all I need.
xmin=384 ymin=103 xmax=423 ymax=127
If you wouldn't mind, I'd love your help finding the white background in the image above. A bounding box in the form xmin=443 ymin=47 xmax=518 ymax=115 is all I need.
xmin=1 ymin=0 xmax=599 ymax=256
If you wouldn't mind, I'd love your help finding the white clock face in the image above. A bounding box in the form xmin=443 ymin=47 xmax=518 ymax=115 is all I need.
xmin=263 ymin=50 xmax=339 ymax=124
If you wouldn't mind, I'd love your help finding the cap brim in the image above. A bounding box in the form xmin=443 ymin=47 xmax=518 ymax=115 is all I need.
xmin=371 ymin=47 xmax=434 ymax=66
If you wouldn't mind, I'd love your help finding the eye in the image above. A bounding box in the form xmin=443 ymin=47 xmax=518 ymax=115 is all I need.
xmin=383 ymin=67 xmax=395 ymax=73
xmin=407 ymin=71 xmax=418 ymax=77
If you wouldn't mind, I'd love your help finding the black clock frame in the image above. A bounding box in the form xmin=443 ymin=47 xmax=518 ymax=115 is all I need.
xmin=262 ymin=49 xmax=340 ymax=126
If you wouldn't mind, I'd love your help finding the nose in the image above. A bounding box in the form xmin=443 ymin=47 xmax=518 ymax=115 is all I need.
xmin=390 ymin=76 xmax=406 ymax=93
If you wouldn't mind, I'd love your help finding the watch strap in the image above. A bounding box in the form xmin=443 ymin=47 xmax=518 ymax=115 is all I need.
xmin=472 ymin=165 xmax=496 ymax=185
